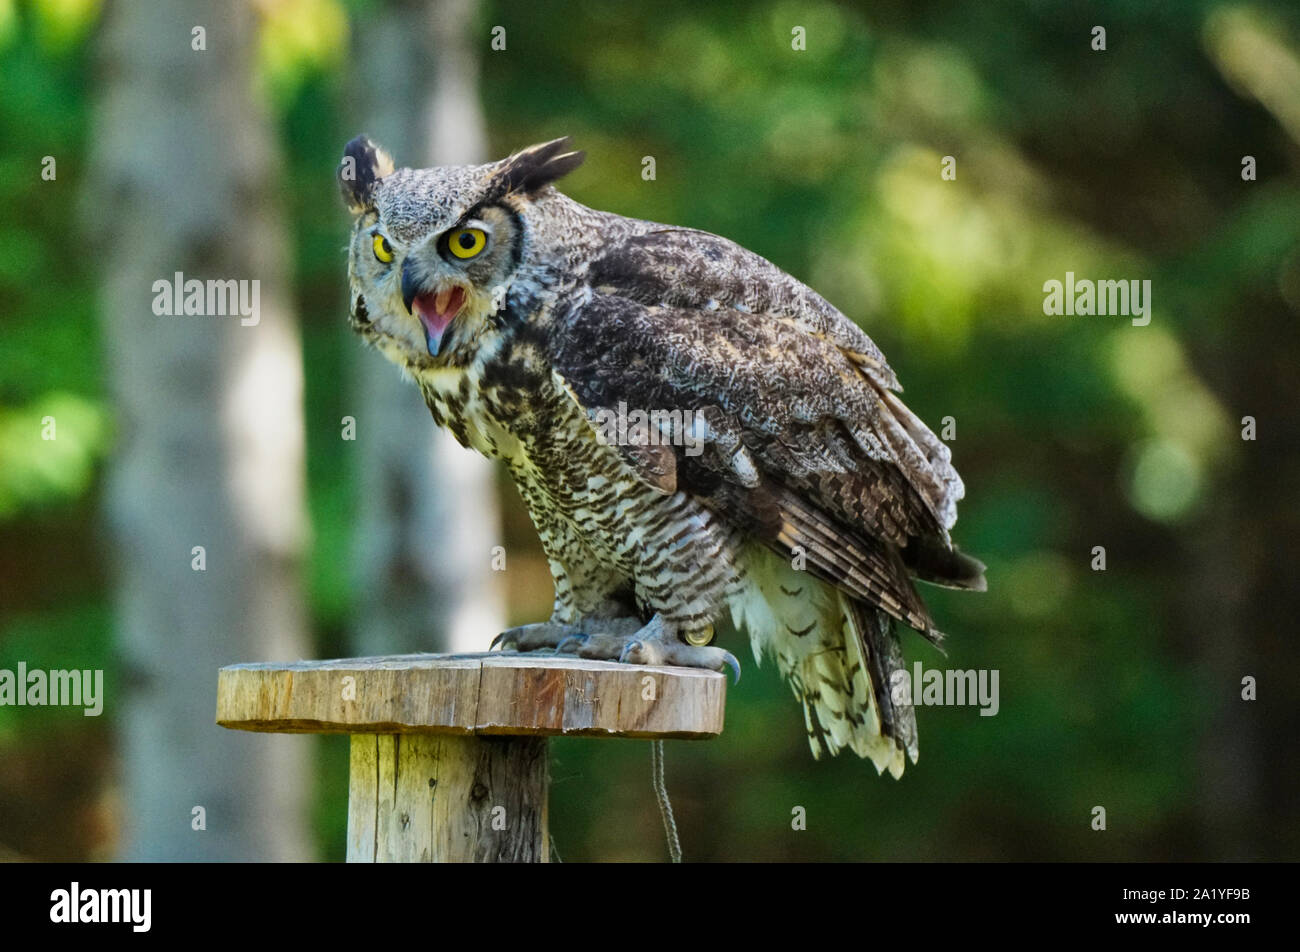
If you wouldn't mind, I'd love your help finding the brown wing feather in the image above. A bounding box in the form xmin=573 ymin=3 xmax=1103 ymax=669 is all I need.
xmin=550 ymin=228 xmax=983 ymax=630
xmin=771 ymin=485 xmax=934 ymax=634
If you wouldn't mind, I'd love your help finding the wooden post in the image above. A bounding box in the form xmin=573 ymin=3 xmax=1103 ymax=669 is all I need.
xmin=216 ymin=652 xmax=726 ymax=862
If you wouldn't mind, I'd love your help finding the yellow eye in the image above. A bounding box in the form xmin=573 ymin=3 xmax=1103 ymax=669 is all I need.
xmin=447 ymin=227 xmax=487 ymax=260
xmin=372 ymin=233 xmax=394 ymax=263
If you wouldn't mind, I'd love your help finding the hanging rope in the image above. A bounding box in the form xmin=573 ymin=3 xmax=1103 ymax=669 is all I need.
xmin=651 ymin=739 xmax=682 ymax=863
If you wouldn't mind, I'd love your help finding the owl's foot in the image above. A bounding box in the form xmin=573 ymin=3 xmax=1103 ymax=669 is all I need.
xmin=561 ymin=615 xmax=741 ymax=683
xmin=490 ymin=621 xmax=588 ymax=652
xmin=493 ymin=616 xmax=739 ymax=681
xmin=491 ymin=615 xmax=645 ymax=652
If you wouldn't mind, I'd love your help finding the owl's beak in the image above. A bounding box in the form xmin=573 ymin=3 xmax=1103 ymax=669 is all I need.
xmin=402 ymin=258 xmax=466 ymax=357
xmin=400 ymin=257 xmax=422 ymax=316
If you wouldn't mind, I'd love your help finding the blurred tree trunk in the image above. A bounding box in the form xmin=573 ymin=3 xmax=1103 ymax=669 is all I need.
xmin=348 ymin=0 xmax=505 ymax=656
xmin=85 ymin=0 xmax=312 ymax=860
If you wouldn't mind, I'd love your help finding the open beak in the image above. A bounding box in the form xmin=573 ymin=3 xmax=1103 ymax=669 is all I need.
xmin=402 ymin=258 xmax=467 ymax=356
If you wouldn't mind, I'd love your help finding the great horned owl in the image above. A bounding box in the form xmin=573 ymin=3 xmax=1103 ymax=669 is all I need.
xmin=338 ymin=136 xmax=984 ymax=775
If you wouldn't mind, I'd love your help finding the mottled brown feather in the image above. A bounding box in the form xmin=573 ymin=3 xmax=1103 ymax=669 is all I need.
xmin=550 ymin=230 xmax=982 ymax=633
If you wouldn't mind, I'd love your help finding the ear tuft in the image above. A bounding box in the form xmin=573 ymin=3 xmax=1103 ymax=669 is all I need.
xmin=338 ymin=135 xmax=395 ymax=213
xmin=495 ymin=136 xmax=585 ymax=196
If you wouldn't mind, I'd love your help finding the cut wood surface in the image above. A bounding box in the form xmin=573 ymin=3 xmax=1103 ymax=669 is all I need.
xmin=216 ymin=651 xmax=726 ymax=739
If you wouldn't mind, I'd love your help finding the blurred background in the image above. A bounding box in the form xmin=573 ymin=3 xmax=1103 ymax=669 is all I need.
xmin=1 ymin=0 xmax=1297 ymax=862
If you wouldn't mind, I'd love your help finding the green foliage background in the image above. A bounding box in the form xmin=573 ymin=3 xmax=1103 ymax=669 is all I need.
xmin=1 ymin=0 xmax=1297 ymax=860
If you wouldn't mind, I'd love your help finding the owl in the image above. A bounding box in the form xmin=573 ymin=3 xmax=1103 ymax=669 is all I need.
xmin=338 ymin=135 xmax=984 ymax=775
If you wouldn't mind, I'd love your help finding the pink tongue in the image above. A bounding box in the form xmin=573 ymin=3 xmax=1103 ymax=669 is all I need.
xmin=414 ymin=295 xmax=454 ymax=337
xmin=413 ymin=287 xmax=465 ymax=355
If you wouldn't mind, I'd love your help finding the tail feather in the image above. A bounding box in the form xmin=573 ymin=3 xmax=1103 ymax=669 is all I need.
xmin=731 ymin=545 xmax=917 ymax=776
xmin=846 ymin=596 xmax=918 ymax=766
xmin=902 ymin=538 xmax=988 ymax=591
xmin=788 ymin=593 xmax=911 ymax=776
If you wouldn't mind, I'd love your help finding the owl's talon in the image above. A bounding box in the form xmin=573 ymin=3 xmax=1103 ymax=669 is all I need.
xmin=555 ymin=634 xmax=588 ymax=654
xmin=492 ymin=621 xmax=586 ymax=653
xmin=720 ymin=651 xmax=741 ymax=685
xmin=617 ymin=640 xmax=643 ymax=665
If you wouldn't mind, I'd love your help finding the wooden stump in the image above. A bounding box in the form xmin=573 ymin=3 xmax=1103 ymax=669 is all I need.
xmin=216 ymin=652 xmax=726 ymax=862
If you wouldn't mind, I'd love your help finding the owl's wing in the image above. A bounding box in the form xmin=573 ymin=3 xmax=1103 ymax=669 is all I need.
xmin=549 ymin=227 xmax=984 ymax=637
